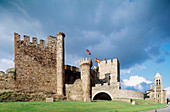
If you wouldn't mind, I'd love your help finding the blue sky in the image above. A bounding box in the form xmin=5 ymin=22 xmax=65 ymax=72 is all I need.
xmin=0 ymin=0 xmax=170 ymax=98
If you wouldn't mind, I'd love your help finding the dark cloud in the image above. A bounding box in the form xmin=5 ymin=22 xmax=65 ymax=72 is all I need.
xmin=0 ymin=0 xmax=170 ymax=68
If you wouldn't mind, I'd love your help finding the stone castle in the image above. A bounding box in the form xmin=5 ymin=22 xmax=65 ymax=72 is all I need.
xmin=0 ymin=32 xmax=167 ymax=104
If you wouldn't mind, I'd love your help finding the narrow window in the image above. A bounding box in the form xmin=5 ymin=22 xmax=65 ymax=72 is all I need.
xmin=156 ymin=80 xmax=158 ymax=85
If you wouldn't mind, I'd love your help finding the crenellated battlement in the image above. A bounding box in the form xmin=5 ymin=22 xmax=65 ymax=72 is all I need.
xmin=14 ymin=32 xmax=20 ymax=41
xmin=13 ymin=32 xmax=64 ymax=61
xmin=0 ymin=71 xmax=5 ymax=76
xmin=14 ymin=33 xmax=51 ymax=48
xmin=32 ymin=37 xmax=37 ymax=45
xmin=79 ymin=58 xmax=92 ymax=67
xmin=0 ymin=68 xmax=15 ymax=91
xmin=99 ymin=58 xmax=119 ymax=65
xmin=47 ymin=35 xmax=57 ymax=53
xmin=23 ymin=35 xmax=30 ymax=45
xmin=94 ymin=82 xmax=119 ymax=87
xmin=14 ymin=33 xmax=57 ymax=68
xmin=14 ymin=33 xmax=61 ymax=58
xmin=39 ymin=39 xmax=45 ymax=48
xmin=57 ymin=32 xmax=65 ymax=38
xmin=14 ymin=32 xmax=56 ymax=49
xmin=93 ymin=82 xmax=121 ymax=90
xmin=65 ymin=65 xmax=79 ymax=72
xmin=47 ymin=36 xmax=57 ymax=46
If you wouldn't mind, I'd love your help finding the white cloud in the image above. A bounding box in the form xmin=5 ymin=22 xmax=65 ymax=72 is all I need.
xmin=0 ymin=58 xmax=14 ymax=72
xmin=121 ymin=69 xmax=131 ymax=74
xmin=165 ymin=87 xmax=170 ymax=99
xmin=123 ymin=75 xmax=152 ymax=86
xmin=122 ymin=75 xmax=152 ymax=92
xmin=121 ymin=64 xmax=146 ymax=74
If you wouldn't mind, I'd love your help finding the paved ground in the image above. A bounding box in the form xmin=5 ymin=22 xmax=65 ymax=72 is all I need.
xmin=144 ymin=105 xmax=170 ymax=112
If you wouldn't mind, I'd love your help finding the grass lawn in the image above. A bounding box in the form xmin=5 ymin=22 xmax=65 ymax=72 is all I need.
xmin=0 ymin=100 xmax=166 ymax=112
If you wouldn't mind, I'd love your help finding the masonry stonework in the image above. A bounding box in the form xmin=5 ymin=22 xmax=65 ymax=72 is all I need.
xmin=79 ymin=58 xmax=92 ymax=101
xmin=56 ymin=32 xmax=65 ymax=96
xmin=99 ymin=58 xmax=120 ymax=84
xmin=0 ymin=32 xmax=167 ymax=104
xmin=65 ymin=79 xmax=83 ymax=101
xmin=145 ymin=72 xmax=167 ymax=104
xmin=14 ymin=33 xmax=58 ymax=93
xmin=0 ymin=68 xmax=15 ymax=91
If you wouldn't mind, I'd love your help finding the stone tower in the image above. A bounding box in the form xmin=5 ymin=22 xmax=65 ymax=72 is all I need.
xmin=98 ymin=58 xmax=120 ymax=86
xmin=56 ymin=32 xmax=65 ymax=95
xmin=79 ymin=58 xmax=92 ymax=101
xmin=145 ymin=72 xmax=167 ymax=104
xmin=154 ymin=72 xmax=163 ymax=103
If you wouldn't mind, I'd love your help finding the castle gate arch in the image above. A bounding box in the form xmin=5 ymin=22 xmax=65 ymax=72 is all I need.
xmin=92 ymin=91 xmax=113 ymax=100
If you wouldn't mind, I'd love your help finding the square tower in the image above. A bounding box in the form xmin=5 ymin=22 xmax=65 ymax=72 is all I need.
xmin=98 ymin=58 xmax=120 ymax=86
xmin=153 ymin=72 xmax=167 ymax=104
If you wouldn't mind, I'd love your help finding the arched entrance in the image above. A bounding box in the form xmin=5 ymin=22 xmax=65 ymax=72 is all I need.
xmin=93 ymin=92 xmax=112 ymax=100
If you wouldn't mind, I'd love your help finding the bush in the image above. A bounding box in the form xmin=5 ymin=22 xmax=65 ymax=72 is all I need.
xmin=0 ymin=91 xmax=45 ymax=102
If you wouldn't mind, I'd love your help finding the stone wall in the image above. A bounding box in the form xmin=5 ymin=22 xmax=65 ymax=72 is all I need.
xmin=90 ymin=68 xmax=99 ymax=86
xmin=65 ymin=65 xmax=80 ymax=84
xmin=163 ymin=90 xmax=167 ymax=104
xmin=112 ymin=98 xmax=132 ymax=103
xmin=92 ymin=83 xmax=121 ymax=92
xmin=145 ymin=90 xmax=154 ymax=101
xmin=14 ymin=33 xmax=58 ymax=93
xmin=92 ymin=83 xmax=144 ymax=100
xmin=115 ymin=90 xmax=144 ymax=99
xmin=0 ymin=68 xmax=15 ymax=91
xmin=145 ymin=90 xmax=167 ymax=104
xmin=65 ymin=79 xmax=83 ymax=101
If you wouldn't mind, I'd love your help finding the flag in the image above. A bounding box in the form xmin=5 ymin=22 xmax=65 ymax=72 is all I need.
xmin=95 ymin=57 xmax=100 ymax=63
xmin=86 ymin=49 xmax=91 ymax=55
